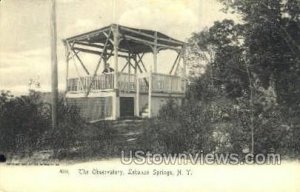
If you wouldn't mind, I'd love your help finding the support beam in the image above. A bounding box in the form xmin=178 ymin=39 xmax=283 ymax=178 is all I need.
xmin=135 ymin=73 xmax=140 ymax=117
xmin=153 ymin=31 xmax=158 ymax=73
xmin=112 ymin=24 xmax=119 ymax=89
xmin=103 ymin=31 xmax=115 ymax=46
xmin=74 ymin=41 xmax=129 ymax=54
xmin=72 ymin=48 xmax=90 ymax=75
xmin=64 ymin=43 xmax=70 ymax=93
xmin=133 ymin=57 xmax=147 ymax=79
xmin=136 ymin=53 xmax=147 ymax=72
xmin=121 ymin=62 xmax=129 ymax=72
xmin=133 ymin=54 xmax=140 ymax=117
xmin=72 ymin=47 xmax=128 ymax=58
xmin=174 ymin=54 xmax=182 ymax=75
xmin=68 ymin=50 xmax=79 ymax=61
xmin=169 ymin=51 xmax=180 ymax=75
xmin=122 ymin=36 xmax=147 ymax=74
xmin=182 ymin=44 xmax=187 ymax=92
xmin=112 ymin=24 xmax=119 ymax=120
xmin=73 ymin=56 xmax=86 ymax=91
xmin=67 ymin=27 xmax=111 ymax=42
xmin=120 ymin=26 xmax=184 ymax=46
xmin=128 ymin=53 xmax=131 ymax=74
xmin=148 ymin=72 xmax=152 ymax=118
xmin=123 ymin=35 xmax=181 ymax=51
xmin=122 ymin=33 xmax=149 ymax=88
xmin=74 ymin=41 xmax=109 ymax=50
xmin=85 ymin=29 xmax=112 ymax=96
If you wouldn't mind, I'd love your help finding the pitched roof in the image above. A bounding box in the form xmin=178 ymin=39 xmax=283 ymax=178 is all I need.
xmin=64 ymin=24 xmax=184 ymax=54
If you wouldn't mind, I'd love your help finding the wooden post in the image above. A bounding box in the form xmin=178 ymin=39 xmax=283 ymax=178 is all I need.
xmin=134 ymin=55 xmax=140 ymax=117
xmin=153 ymin=31 xmax=158 ymax=73
xmin=128 ymin=53 xmax=131 ymax=92
xmin=112 ymin=24 xmax=119 ymax=119
xmin=148 ymin=70 xmax=152 ymax=118
xmin=182 ymin=44 xmax=187 ymax=92
xmin=136 ymin=73 xmax=140 ymax=117
xmin=112 ymin=24 xmax=119 ymax=89
xmin=50 ymin=0 xmax=58 ymax=130
xmin=169 ymin=51 xmax=180 ymax=75
xmin=64 ymin=42 xmax=70 ymax=93
xmin=103 ymin=51 xmax=107 ymax=67
xmin=146 ymin=32 xmax=158 ymax=118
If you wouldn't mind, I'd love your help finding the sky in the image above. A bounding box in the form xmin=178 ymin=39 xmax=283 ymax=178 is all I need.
xmin=0 ymin=0 xmax=236 ymax=95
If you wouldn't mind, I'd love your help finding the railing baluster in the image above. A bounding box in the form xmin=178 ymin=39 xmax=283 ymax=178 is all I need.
xmin=66 ymin=72 xmax=184 ymax=94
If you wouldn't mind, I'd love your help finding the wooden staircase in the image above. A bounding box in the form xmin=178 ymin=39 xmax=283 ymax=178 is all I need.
xmin=140 ymin=103 xmax=149 ymax=118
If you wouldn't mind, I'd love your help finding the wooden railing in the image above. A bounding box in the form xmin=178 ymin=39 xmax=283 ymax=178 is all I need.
xmin=118 ymin=73 xmax=136 ymax=92
xmin=152 ymin=73 xmax=184 ymax=93
xmin=67 ymin=72 xmax=185 ymax=93
xmin=67 ymin=73 xmax=114 ymax=92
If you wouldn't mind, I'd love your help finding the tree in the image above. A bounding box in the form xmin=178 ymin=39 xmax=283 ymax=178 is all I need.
xmin=188 ymin=19 xmax=248 ymax=99
xmin=220 ymin=0 xmax=300 ymax=109
xmin=185 ymin=0 xmax=300 ymax=157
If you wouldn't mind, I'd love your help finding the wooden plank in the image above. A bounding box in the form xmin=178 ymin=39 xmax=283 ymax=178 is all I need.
xmin=103 ymin=31 xmax=115 ymax=46
xmin=121 ymin=62 xmax=129 ymax=72
xmin=75 ymin=41 xmax=129 ymax=53
xmin=112 ymin=24 xmax=119 ymax=89
xmin=174 ymin=54 xmax=182 ymax=75
xmin=72 ymin=47 xmax=128 ymax=58
xmin=66 ymin=27 xmax=111 ymax=42
xmin=153 ymin=31 xmax=158 ymax=73
xmin=169 ymin=51 xmax=180 ymax=74
xmin=74 ymin=41 xmax=108 ymax=49
xmin=120 ymin=26 xmax=184 ymax=46
xmin=123 ymin=35 xmax=181 ymax=51
xmin=148 ymin=72 xmax=152 ymax=118
xmin=136 ymin=71 xmax=140 ymax=117
xmin=182 ymin=45 xmax=187 ymax=92
xmin=136 ymin=53 xmax=147 ymax=72
xmin=64 ymin=43 xmax=70 ymax=93
xmin=72 ymin=49 xmax=90 ymax=75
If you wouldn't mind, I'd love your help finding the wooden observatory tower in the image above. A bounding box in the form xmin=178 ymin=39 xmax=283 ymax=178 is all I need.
xmin=64 ymin=24 xmax=186 ymax=122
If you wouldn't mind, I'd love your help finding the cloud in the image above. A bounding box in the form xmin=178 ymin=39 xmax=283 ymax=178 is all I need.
xmin=0 ymin=46 xmax=66 ymax=94
xmin=119 ymin=0 xmax=199 ymax=41
xmin=62 ymin=19 xmax=99 ymax=38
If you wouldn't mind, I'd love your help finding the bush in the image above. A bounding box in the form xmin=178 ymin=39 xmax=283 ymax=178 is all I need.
xmin=0 ymin=90 xmax=118 ymax=160
xmin=137 ymin=99 xmax=216 ymax=154
xmin=0 ymin=90 xmax=51 ymax=154
xmin=137 ymin=95 xmax=299 ymax=159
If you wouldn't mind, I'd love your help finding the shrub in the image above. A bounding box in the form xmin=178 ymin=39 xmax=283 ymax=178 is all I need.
xmin=0 ymin=90 xmax=125 ymax=161
xmin=137 ymin=95 xmax=299 ymax=159
xmin=0 ymin=90 xmax=51 ymax=154
xmin=137 ymin=99 xmax=216 ymax=154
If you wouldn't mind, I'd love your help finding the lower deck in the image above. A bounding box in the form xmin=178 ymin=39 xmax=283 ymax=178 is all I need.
xmin=66 ymin=91 xmax=184 ymax=122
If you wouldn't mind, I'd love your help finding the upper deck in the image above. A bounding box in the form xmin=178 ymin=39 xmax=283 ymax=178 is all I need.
xmin=67 ymin=72 xmax=185 ymax=95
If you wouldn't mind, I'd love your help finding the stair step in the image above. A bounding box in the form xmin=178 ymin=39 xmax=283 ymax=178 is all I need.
xmin=141 ymin=113 xmax=149 ymax=118
xmin=127 ymin=138 xmax=137 ymax=142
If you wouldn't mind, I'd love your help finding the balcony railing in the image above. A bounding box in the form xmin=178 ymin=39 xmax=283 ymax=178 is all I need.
xmin=67 ymin=73 xmax=114 ymax=92
xmin=67 ymin=72 xmax=185 ymax=94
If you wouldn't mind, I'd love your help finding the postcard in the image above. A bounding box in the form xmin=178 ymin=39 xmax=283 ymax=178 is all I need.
xmin=0 ymin=0 xmax=299 ymax=191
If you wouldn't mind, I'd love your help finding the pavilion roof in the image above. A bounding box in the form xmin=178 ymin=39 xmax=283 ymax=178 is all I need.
xmin=64 ymin=24 xmax=184 ymax=54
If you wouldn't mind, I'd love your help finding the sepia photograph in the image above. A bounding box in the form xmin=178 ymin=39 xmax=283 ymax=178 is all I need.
xmin=0 ymin=0 xmax=299 ymax=191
